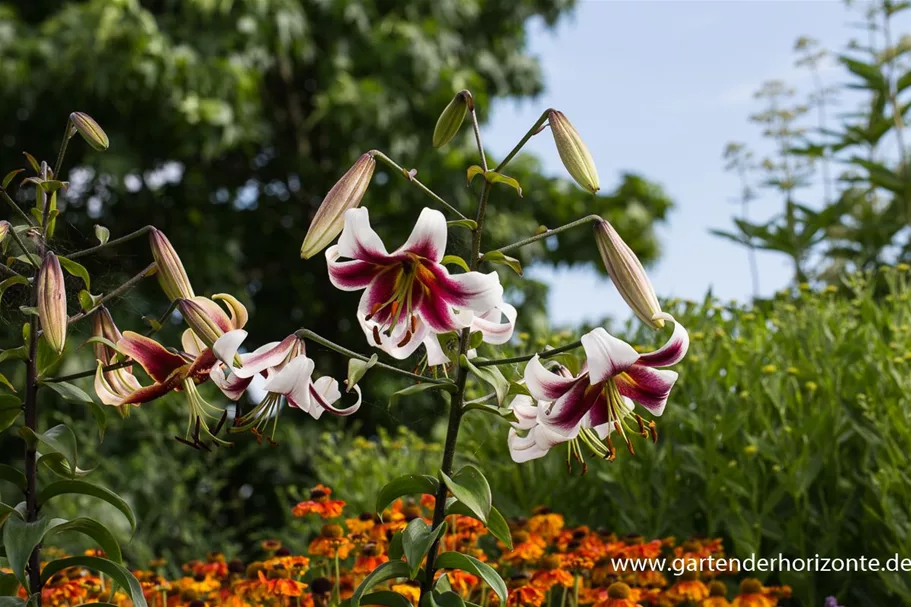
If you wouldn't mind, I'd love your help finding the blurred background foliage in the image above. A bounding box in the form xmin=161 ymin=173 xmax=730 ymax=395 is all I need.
xmin=3 ymin=1 xmax=911 ymax=606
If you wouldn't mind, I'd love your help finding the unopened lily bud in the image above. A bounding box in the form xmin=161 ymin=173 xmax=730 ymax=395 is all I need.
xmin=0 ymin=220 xmax=9 ymax=243
xmin=548 ymin=110 xmax=600 ymax=193
xmin=38 ymin=252 xmax=68 ymax=354
xmin=69 ymin=112 xmax=109 ymax=152
xmin=593 ymin=219 xmax=664 ymax=329
xmin=432 ymin=90 xmax=471 ymax=148
xmin=149 ymin=228 xmax=195 ymax=301
xmin=177 ymin=298 xmax=224 ymax=347
xmin=300 ymin=153 xmax=375 ymax=259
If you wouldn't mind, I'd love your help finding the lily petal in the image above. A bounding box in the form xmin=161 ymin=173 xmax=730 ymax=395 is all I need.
xmin=524 ymin=355 xmax=579 ymax=401
xmin=336 ymin=207 xmax=390 ymax=264
xmin=326 ymin=246 xmax=386 ymax=291
xmin=398 ymin=207 xmax=447 ymax=262
xmin=213 ymin=329 xmax=248 ymax=368
xmin=357 ymin=302 xmax=430 ymax=360
xmin=209 ymin=367 xmax=252 ymax=401
xmin=539 ymin=377 xmax=596 ymax=436
xmin=507 ymin=428 xmax=550 ymax=463
xmin=181 ymin=329 xmax=207 ymax=358
xmin=117 ymin=331 xmax=187 ymax=382
xmin=636 ymin=314 xmax=689 ymax=368
xmin=310 ymin=377 xmax=361 ymax=417
xmin=422 ymin=333 xmax=451 ymax=367
xmin=423 ymin=265 xmax=504 ymax=313
xmin=581 ymin=327 xmax=640 ymax=384
xmin=232 ymin=334 xmax=299 ymax=379
xmin=472 ymin=302 xmax=517 ymax=345
xmin=615 ymin=365 xmax=678 ymax=416
xmin=508 ymin=394 xmax=539 ymax=431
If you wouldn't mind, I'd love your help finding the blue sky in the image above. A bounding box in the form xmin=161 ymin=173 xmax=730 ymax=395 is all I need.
xmin=484 ymin=0 xmax=894 ymax=326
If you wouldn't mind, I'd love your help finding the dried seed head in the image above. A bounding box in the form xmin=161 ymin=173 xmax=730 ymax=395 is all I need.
xmin=432 ymin=90 xmax=471 ymax=148
xmin=300 ymin=153 xmax=375 ymax=259
xmin=69 ymin=112 xmax=109 ymax=152
xmin=150 ymin=228 xmax=195 ymax=301
xmin=548 ymin=110 xmax=599 ymax=193
xmin=38 ymin=252 xmax=68 ymax=354
xmin=593 ymin=219 xmax=664 ymax=329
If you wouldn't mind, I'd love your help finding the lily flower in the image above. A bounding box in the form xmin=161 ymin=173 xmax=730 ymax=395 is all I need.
xmin=91 ymin=308 xmax=142 ymax=413
xmin=506 ymin=374 xmax=632 ymax=467
xmin=210 ymin=330 xmax=361 ymax=443
xmin=326 ymin=207 xmax=503 ymax=359
xmin=94 ymin=328 xmax=245 ymax=446
xmin=177 ymin=293 xmax=248 ymax=351
xmin=524 ymin=313 xmax=688 ymax=457
xmin=423 ymin=302 xmax=518 ymax=367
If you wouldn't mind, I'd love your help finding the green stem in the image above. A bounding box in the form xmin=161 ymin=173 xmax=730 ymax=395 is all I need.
xmin=0 ymin=264 xmax=23 ymax=279
xmin=6 ymin=224 xmax=39 ymax=270
xmin=0 ymin=189 xmax=36 ymax=226
xmin=484 ymin=214 xmax=602 ymax=257
xmin=66 ymin=225 xmax=153 ymax=259
xmin=370 ymin=151 xmax=468 ymax=220
xmin=332 ymin=552 xmax=341 ymax=605
xmin=45 ymin=360 xmax=131 ymax=384
xmin=53 ymin=118 xmax=73 ymax=179
xmin=295 ymin=329 xmax=453 ymax=385
xmin=422 ymin=178 xmax=493 ymax=596
xmin=494 ymin=110 xmax=550 ymax=173
xmin=467 ymin=100 xmax=489 ymax=172
xmin=473 ymin=339 xmax=583 ymax=368
xmin=64 ymin=262 xmax=157 ymax=328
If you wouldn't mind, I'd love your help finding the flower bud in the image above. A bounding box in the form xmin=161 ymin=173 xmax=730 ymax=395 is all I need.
xmin=92 ymin=307 xmax=123 ymax=365
xmin=177 ymin=298 xmax=224 ymax=347
xmin=300 ymin=153 xmax=375 ymax=259
xmin=38 ymin=252 xmax=68 ymax=354
xmin=69 ymin=112 xmax=109 ymax=152
xmin=432 ymin=90 xmax=471 ymax=148
xmin=0 ymin=220 xmax=9 ymax=244
xmin=548 ymin=110 xmax=600 ymax=193
xmin=149 ymin=227 xmax=195 ymax=301
xmin=593 ymin=219 xmax=664 ymax=329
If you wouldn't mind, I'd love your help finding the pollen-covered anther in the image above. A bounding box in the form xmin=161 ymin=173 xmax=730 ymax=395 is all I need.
xmin=649 ymin=420 xmax=659 ymax=443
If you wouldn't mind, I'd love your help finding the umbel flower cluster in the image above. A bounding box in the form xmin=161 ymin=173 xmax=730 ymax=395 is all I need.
xmin=4 ymin=487 xmax=800 ymax=607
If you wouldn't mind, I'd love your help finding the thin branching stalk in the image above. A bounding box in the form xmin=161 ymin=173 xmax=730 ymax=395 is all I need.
xmin=67 ymin=225 xmax=153 ymax=259
xmin=370 ymin=151 xmax=468 ymax=220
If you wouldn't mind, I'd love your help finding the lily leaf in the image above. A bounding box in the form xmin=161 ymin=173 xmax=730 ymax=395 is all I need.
xmin=40 ymin=381 xmax=94 ymax=405
xmin=47 ymin=517 xmax=122 ymax=563
xmin=461 ymin=356 xmax=508 ymax=405
xmin=19 ymin=424 xmax=78 ymax=473
xmin=0 ymin=464 xmax=27 ymax=491
xmin=402 ymin=519 xmax=447 ymax=578
xmin=39 ymin=480 xmax=135 ymax=533
xmin=2 ymin=169 xmax=24 ymax=189
xmin=441 ymin=255 xmax=470 ymax=273
xmin=0 ymin=396 xmax=21 ymax=432
xmin=94 ymin=225 xmax=110 ymax=245
xmin=58 ymin=256 xmax=90 ymax=290
xmin=446 ymin=219 xmax=477 ymax=231
xmin=466 ymin=165 xmax=485 ymax=185
xmin=0 ymin=277 xmax=29 ymax=304
xmin=389 ymin=382 xmax=456 ymax=409
xmin=2 ymin=516 xmax=61 ymax=588
xmin=445 ymin=499 xmax=512 ymax=549
xmin=480 ymin=251 xmax=522 ymax=276
xmin=482 ymin=171 xmax=523 ymax=197
xmin=347 ymin=355 xmax=377 ymax=394
xmin=433 ymin=552 xmax=507 ymax=603
xmin=376 ymin=474 xmax=439 ymax=513
xmin=440 ymin=464 xmax=491 ymax=523
xmin=350 ymin=561 xmax=411 ymax=607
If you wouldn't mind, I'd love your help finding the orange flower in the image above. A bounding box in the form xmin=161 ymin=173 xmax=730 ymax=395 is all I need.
xmin=309 ymin=524 xmax=354 ymax=559
xmin=666 ymin=570 xmax=708 ymax=602
xmin=256 ymin=570 xmax=306 ymax=597
xmin=346 ymin=513 xmax=377 ymax=534
xmin=731 ymin=579 xmax=776 ymax=607
xmin=391 ymin=582 xmax=421 ymax=606
xmin=294 ymin=485 xmax=347 ymax=519
xmin=528 ymin=508 xmax=565 ymax=541
xmin=353 ymin=544 xmax=388 ymax=574
xmin=702 ymin=581 xmax=732 ymax=607
xmin=446 ymin=570 xmax=480 ymax=597
xmin=593 ymin=582 xmax=640 ymax=607
xmin=506 ymin=584 xmax=546 ymax=607
xmin=530 ymin=555 xmax=574 ymax=591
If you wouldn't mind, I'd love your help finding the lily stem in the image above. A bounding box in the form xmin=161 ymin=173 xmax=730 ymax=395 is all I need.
xmin=370 ymin=150 xmax=468 ymax=220
xmin=65 ymin=262 xmax=158 ymax=327
xmin=483 ymin=214 xmax=602 ymax=257
xmin=53 ymin=118 xmax=73 ymax=179
xmin=44 ymin=360 xmax=131 ymax=384
xmin=295 ymin=329 xmax=453 ymax=386
xmin=472 ymin=339 xmax=583 ymax=368
xmin=67 ymin=225 xmax=153 ymax=259
xmin=493 ymin=110 xmax=550 ymax=173
xmin=6 ymin=225 xmax=39 ymax=270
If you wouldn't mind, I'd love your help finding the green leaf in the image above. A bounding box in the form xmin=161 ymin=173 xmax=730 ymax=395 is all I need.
xmin=22 ymin=152 xmax=39 ymax=173
xmin=39 ymin=481 xmax=135 ymax=533
xmin=350 ymin=561 xmax=411 ymax=607
xmin=446 ymin=219 xmax=477 ymax=231
xmin=376 ymin=474 xmax=439 ymax=513
xmin=402 ymin=519 xmax=447 ymax=578
xmin=0 ymin=373 xmax=16 ymax=394
xmin=2 ymin=516 xmax=60 ymax=588
xmin=461 ymin=357 xmax=508 ymax=405
xmin=425 ymin=591 xmax=466 ymax=607
xmin=47 ymin=517 xmax=122 ymax=564
xmin=483 ymin=171 xmax=523 ymax=197
xmin=0 ymin=465 xmax=27 ymax=491
xmin=78 ymin=291 xmax=103 ymax=313
xmin=0 ymin=572 xmax=21 ymax=596
xmin=0 ymin=597 xmax=25 ymax=607
xmin=58 ymin=256 xmax=90 ymax=290
xmin=347 ymin=355 xmax=378 ymax=393
xmin=0 ymin=396 xmax=22 ymax=432
xmin=39 ymin=556 xmax=147 ymax=607
xmin=480 ymin=251 xmax=522 ymax=276
xmin=0 ymin=277 xmax=29 ymax=304
xmin=441 ymin=255 xmax=470 ymax=273
xmin=440 ymin=465 xmax=491 ymax=523
xmin=434 ymin=552 xmax=507 ymax=603
xmin=19 ymin=425 xmax=78 ymax=474
xmin=38 ymin=452 xmax=95 ymax=479
xmin=0 ymin=347 xmax=28 ymax=365
xmin=466 ymin=165 xmax=485 ymax=185
xmin=0 ymin=502 xmax=23 ymax=521
xmin=94 ymin=225 xmax=110 ymax=245
xmin=355 ymin=592 xmax=414 ymax=607
xmin=2 ymin=170 xmax=24 ymax=190
xmin=389 ymin=382 xmax=456 ymax=409
xmin=40 ymin=381 xmax=94 ymax=405
xmin=445 ymin=500 xmax=512 ymax=550
xmin=388 ymin=531 xmax=404 ymax=561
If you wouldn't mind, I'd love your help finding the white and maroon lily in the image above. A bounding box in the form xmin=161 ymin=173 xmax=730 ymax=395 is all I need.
xmin=423 ymin=301 xmax=519 ymax=367
xmin=326 ymin=207 xmax=504 ymax=359
xmin=524 ymin=313 xmax=688 ymax=456
xmin=210 ymin=330 xmax=360 ymax=442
